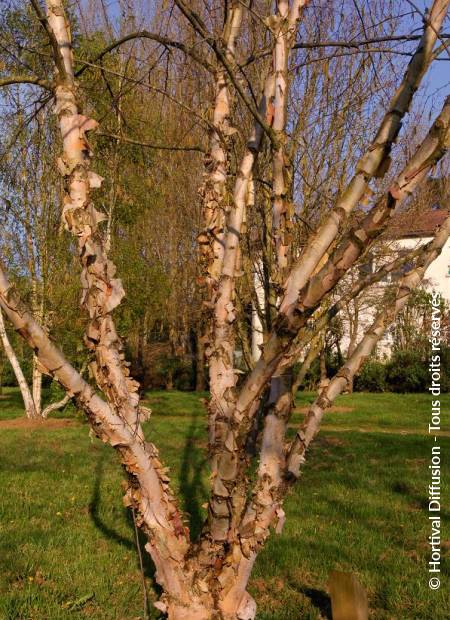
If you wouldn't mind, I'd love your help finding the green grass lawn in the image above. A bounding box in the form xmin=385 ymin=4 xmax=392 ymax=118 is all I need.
xmin=293 ymin=391 xmax=450 ymax=433
xmin=0 ymin=389 xmax=448 ymax=619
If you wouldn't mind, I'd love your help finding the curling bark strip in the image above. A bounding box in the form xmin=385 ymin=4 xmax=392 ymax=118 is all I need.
xmin=41 ymin=1 xmax=199 ymax=614
xmin=233 ymin=0 xmax=450 ymax=435
xmin=45 ymin=0 xmax=140 ymax=431
xmin=2 ymin=2 xmax=448 ymax=619
xmin=196 ymin=5 xmax=310 ymax=613
xmin=229 ymin=91 xmax=450 ymax=437
xmin=206 ymin=0 xmax=310 ymax=550
xmin=199 ymin=90 xmax=450 ymax=592
xmin=204 ymin=72 xmax=276 ymax=544
xmin=0 ymin=265 xmax=197 ymax=611
xmin=198 ymin=3 xmax=244 ymax=450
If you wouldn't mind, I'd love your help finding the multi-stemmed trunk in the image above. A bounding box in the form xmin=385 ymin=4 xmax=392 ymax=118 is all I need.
xmin=1 ymin=1 xmax=449 ymax=618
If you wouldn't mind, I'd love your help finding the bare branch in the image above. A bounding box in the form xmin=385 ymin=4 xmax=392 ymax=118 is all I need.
xmin=74 ymin=30 xmax=215 ymax=77
xmin=0 ymin=75 xmax=52 ymax=90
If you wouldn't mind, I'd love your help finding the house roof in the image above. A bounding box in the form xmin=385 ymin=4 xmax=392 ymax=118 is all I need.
xmin=390 ymin=208 xmax=449 ymax=239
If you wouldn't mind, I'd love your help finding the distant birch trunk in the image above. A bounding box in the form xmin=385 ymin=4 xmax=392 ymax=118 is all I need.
xmin=31 ymin=284 xmax=43 ymax=416
xmin=0 ymin=307 xmax=38 ymax=419
xmin=32 ymin=359 xmax=42 ymax=415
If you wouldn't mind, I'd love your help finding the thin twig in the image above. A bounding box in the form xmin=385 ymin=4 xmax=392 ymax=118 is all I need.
xmin=97 ymin=131 xmax=205 ymax=152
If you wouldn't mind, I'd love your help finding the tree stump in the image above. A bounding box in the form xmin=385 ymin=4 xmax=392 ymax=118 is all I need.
xmin=328 ymin=571 xmax=368 ymax=620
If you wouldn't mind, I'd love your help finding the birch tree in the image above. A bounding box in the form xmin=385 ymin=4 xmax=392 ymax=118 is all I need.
xmin=0 ymin=1 xmax=449 ymax=618
xmin=0 ymin=307 xmax=38 ymax=418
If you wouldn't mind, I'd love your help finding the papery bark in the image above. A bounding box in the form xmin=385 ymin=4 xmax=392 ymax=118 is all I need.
xmin=197 ymin=4 xmax=309 ymax=609
xmin=0 ymin=263 xmax=195 ymax=607
xmin=206 ymin=1 xmax=311 ymax=549
xmin=3 ymin=2 xmax=449 ymax=618
xmin=203 ymin=72 xmax=276 ymax=547
xmin=201 ymin=46 xmax=450 ymax=605
xmin=221 ymin=214 xmax=450 ymax=600
xmin=271 ymin=1 xmax=307 ymax=281
xmin=46 ymin=0 xmax=140 ymax=430
xmin=294 ymin=95 xmax=450 ymax=316
xmin=228 ymin=89 xmax=450 ymax=428
xmin=198 ymin=3 xmax=244 ymax=448
xmin=39 ymin=0 xmax=194 ymax=608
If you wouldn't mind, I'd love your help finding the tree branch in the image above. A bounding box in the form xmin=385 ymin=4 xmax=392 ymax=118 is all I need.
xmin=291 ymin=94 xmax=450 ymax=325
xmin=29 ymin=0 xmax=69 ymax=81
xmin=0 ymin=75 xmax=52 ymax=90
xmin=280 ymin=0 xmax=450 ymax=321
xmin=74 ymin=30 xmax=215 ymax=77
xmin=286 ymin=213 xmax=450 ymax=479
xmin=173 ymin=0 xmax=277 ymax=146
xmin=241 ymin=32 xmax=450 ymax=66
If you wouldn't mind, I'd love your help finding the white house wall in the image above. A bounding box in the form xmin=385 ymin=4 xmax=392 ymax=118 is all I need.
xmin=397 ymin=236 xmax=450 ymax=303
xmin=340 ymin=236 xmax=450 ymax=357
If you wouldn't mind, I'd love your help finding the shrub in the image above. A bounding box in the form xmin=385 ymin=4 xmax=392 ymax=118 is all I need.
xmin=0 ymin=361 xmax=17 ymax=387
xmin=355 ymin=361 xmax=386 ymax=392
xmin=438 ymin=345 xmax=450 ymax=393
xmin=385 ymin=350 xmax=428 ymax=393
xmin=153 ymin=355 xmax=195 ymax=391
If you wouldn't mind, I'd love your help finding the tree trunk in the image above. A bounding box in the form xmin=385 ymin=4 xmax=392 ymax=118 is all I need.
xmin=32 ymin=356 xmax=43 ymax=416
xmin=0 ymin=308 xmax=38 ymax=418
xmin=166 ymin=369 xmax=174 ymax=391
xmin=319 ymin=351 xmax=328 ymax=389
xmin=42 ymin=393 xmax=70 ymax=418
xmin=193 ymin=327 xmax=206 ymax=391
xmin=291 ymin=333 xmax=322 ymax=395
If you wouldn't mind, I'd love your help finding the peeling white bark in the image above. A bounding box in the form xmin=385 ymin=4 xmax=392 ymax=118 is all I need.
xmin=39 ymin=0 xmax=196 ymax=609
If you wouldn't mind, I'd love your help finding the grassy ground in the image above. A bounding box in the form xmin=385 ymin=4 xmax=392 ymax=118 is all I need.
xmin=0 ymin=388 xmax=448 ymax=619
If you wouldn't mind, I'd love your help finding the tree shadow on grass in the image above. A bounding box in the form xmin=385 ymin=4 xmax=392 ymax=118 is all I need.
xmin=178 ymin=410 xmax=209 ymax=541
xmin=88 ymin=411 xmax=210 ymax=614
xmin=295 ymin=585 xmax=332 ymax=619
xmin=88 ymin=453 xmax=156 ymax=583
xmin=391 ymin=480 xmax=450 ymax=521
